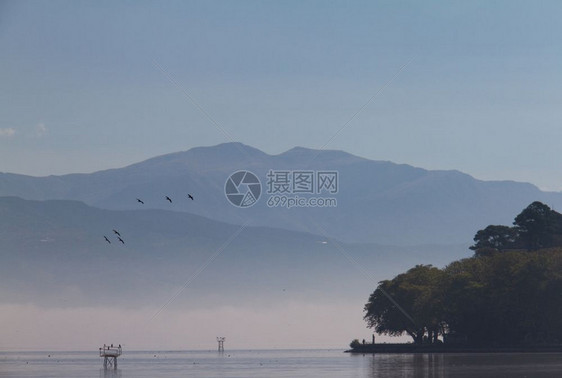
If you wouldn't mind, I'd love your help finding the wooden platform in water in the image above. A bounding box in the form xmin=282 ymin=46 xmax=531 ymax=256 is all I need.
xmin=99 ymin=347 xmax=122 ymax=357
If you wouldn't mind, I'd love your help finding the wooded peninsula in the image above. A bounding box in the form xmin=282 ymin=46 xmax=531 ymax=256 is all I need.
xmin=351 ymin=201 xmax=562 ymax=352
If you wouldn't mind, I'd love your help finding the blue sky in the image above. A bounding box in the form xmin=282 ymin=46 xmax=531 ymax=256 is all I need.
xmin=2 ymin=1 xmax=562 ymax=190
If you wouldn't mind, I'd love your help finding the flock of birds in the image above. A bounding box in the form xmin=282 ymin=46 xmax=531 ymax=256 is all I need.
xmin=103 ymin=193 xmax=195 ymax=245
xmin=103 ymin=230 xmax=124 ymax=245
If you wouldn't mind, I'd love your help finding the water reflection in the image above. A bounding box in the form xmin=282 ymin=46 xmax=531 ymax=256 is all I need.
xmin=367 ymin=353 xmax=562 ymax=378
xmin=366 ymin=354 xmax=443 ymax=378
xmin=99 ymin=368 xmax=122 ymax=378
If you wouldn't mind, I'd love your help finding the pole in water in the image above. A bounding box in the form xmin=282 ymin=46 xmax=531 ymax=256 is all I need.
xmin=217 ymin=337 xmax=225 ymax=352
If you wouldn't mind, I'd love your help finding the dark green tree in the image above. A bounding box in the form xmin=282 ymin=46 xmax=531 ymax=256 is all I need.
xmin=513 ymin=201 xmax=561 ymax=250
xmin=441 ymin=258 xmax=490 ymax=343
xmin=364 ymin=265 xmax=446 ymax=344
xmin=442 ymin=249 xmax=562 ymax=345
xmin=470 ymin=225 xmax=518 ymax=253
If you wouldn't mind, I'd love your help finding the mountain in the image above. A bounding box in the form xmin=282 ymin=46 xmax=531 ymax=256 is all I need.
xmin=0 ymin=196 xmax=466 ymax=308
xmin=2 ymin=142 xmax=561 ymax=245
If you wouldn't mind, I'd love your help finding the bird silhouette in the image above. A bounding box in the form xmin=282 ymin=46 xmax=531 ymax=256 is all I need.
xmin=166 ymin=196 xmax=172 ymax=203
xmin=113 ymin=229 xmax=121 ymax=237
xmin=118 ymin=237 xmax=125 ymax=244
xmin=137 ymin=198 xmax=144 ymax=204
xmin=188 ymin=194 xmax=194 ymax=201
xmin=104 ymin=236 xmax=111 ymax=244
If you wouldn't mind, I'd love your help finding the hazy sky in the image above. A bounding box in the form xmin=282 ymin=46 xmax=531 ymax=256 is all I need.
xmin=2 ymin=1 xmax=562 ymax=190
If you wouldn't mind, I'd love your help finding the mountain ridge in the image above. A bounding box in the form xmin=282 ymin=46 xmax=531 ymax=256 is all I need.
xmin=1 ymin=142 xmax=561 ymax=245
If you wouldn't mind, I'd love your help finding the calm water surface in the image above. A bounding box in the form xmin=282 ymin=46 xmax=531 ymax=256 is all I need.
xmin=1 ymin=349 xmax=562 ymax=377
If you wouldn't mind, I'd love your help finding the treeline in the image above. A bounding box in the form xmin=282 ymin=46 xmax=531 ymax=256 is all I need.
xmin=471 ymin=201 xmax=562 ymax=253
xmin=364 ymin=202 xmax=562 ymax=346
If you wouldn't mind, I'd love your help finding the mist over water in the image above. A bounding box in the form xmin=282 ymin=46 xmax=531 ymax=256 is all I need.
xmin=0 ymin=303 xmax=405 ymax=351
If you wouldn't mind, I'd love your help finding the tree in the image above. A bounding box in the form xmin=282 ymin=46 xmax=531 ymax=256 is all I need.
xmin=513 ymin=201 xmax=560 ymax=250
xmin=364 ymin=265 xmax=446 ymax=344
xmin=470 ymin=225 xmax=518 ymax=252
xmin=441 ymin=258 xmax=488 ymax=343
xmin=442 ymin=249 xmax=562 ymax=345
xmin=470 ymin=202 xmax=562 ymax=253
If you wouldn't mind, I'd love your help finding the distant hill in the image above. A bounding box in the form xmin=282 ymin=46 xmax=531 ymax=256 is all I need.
xmin=2 ymin=142 xmax=561 ymax=245
xmin=0 ymin=196 xmax=466 ymax=308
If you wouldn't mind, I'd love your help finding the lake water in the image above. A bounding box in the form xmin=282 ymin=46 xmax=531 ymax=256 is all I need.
xmin=1 ymin=349 xmax=562 ymax=377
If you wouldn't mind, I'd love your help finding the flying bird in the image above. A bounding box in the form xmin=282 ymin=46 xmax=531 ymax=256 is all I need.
xmin=104 ymin=236 xmax=111 ymax=244
xmin=188 ymin=194 xmax=194 ymax=201
xmin=113 ymin=229 xmax=121 ymax=237
xmin=118 ymin=237 xmax=125 ymax=244
xmin=166 ymin=196 xmax=172 ymax=203
xmin=137 ymin=198 xmax=144 ymax=204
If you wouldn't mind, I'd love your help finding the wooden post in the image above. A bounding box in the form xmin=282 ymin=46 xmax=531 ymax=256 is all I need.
xmin=217 ymin=337 xmax=225 ymax=352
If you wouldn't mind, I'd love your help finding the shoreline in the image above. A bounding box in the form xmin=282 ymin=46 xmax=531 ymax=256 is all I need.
xmin=346 ymin=344 xmax=562 ymax=354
